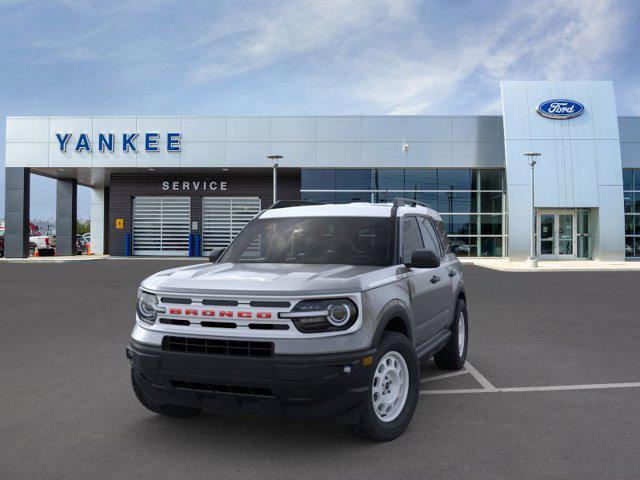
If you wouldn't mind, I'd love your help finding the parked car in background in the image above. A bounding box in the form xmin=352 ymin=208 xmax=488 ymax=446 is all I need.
xmin=29 ymin=223 xmax=55 ymax=256
xmin=76 ymin=235 xmax=88 ymax=255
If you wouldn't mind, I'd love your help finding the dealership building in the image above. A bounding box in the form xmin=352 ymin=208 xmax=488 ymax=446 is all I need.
xmin=3 ymin=80 xmax=640 ymax=261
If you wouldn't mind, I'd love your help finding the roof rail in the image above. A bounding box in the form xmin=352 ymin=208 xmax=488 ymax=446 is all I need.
xmin=267 ymin=200 xmax=320 ymax=210
xmin=392 ymin=197 xmax=432 ymax=209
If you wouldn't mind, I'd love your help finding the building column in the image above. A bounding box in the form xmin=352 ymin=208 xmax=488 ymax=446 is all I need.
xmin=4 ymin=168 xmax=30 ymax=258
xmin=90 ymin=187 xmax=105 ymax=255
xmin=55 ymin=179 xmax=77 ymax=256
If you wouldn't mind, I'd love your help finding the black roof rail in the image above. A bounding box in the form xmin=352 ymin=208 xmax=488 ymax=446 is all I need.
xmin=391 ymin=197 xmax=432 ymax=209
xmin=267 ymin=200 xmax=321 ymax=210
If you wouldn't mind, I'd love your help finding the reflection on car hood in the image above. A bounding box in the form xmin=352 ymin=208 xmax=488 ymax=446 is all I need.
xmin=141 ymin=262 xmax=401 ymax=296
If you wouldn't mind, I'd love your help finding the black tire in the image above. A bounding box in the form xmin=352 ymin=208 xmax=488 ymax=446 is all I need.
xmin=434 ymin=298 xmax=468 ymax=370
xmin=348 ymin=331 xmax=419 ymax=442
xmin=29 ymin=244 xmax=36 ymax=257
xmin=130 ymin=369 xmax=201 ymax=418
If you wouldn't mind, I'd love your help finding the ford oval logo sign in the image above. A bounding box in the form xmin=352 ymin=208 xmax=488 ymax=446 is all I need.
xmin=536 ymin=99 xmax=584 ymax=120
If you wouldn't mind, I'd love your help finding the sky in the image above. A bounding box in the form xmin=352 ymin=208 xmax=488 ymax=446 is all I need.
xmin=1 ymin=0 xmax=639 ymax=220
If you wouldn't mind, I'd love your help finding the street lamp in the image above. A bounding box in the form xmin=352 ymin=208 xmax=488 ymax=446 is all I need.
xmin=267 ymin=155 xmax=283 ymax=204
xmin=525 ymin=152 xmax=541 ymax=267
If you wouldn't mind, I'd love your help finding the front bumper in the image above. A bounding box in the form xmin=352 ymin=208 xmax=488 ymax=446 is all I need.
xmin=127 ymin=340 xmax=376 ymax=424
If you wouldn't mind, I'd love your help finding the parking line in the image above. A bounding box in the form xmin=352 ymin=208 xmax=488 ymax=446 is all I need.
xmin=420 ymin=382 xmax=640 ymax=395
xmin=463 ymin=362 xmax=496 ymax=391
xmin=420 ymin=370 xmax=469 ymax=384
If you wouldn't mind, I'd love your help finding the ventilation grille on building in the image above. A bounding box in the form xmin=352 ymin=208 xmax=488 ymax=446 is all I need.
xmin=132 ymin=196 xmax=191 ymax=256
xmin=201 ymin=197 xmax=261 ymax=253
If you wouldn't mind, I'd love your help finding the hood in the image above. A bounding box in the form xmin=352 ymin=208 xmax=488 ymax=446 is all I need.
xmin=141 ymin=262 xmax=399 ymax=296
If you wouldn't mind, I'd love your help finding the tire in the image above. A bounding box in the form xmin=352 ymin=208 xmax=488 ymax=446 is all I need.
xmin=434 ymin=298 xmax=468 ymax=370
xmin=130 ymin=368 xmax=201 ymax=418
xmin=29 ymin=244 xmax=36 ymax=257
xmin=348 ymin=331 xmax=419 ymax=442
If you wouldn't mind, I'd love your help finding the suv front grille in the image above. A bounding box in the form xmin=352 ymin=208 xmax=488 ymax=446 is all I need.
xmin=162 ymin=336 xmax=273 ymax=357
xmin=171 ymin=380 xmax=274 ymax=397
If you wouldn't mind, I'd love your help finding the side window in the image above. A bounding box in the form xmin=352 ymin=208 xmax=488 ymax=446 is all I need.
xmin=418 ymin=217 xmax=442 ymax=257
xmin=433 ymin=219 xmax=452 ymax=254
xmin=401 ymin=216 xmax=424 ymax=264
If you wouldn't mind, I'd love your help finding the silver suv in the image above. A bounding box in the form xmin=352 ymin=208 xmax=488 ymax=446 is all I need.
xmin=127 ymin=199 xmax=468 ymax=441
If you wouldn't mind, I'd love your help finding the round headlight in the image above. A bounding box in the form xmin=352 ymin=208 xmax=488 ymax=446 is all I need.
xmin=327 ymin=303 xmax=351 ymax=326
xmin=137 ymin=291 xmax=159 ymax=324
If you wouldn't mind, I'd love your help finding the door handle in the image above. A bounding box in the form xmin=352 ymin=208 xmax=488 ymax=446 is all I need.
xmin=448 ymin=270 xmax=457 ymax=277
xmin=430 ymin=275 xmax=441 ymax=284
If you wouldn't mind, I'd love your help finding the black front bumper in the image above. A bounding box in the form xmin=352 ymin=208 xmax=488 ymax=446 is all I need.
xmin=127 ymin=340 xmax=376 ymax=424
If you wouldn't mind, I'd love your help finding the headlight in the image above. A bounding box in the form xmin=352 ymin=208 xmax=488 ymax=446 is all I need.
xmin=280 ymin=298 xmax=358 ymax=333
xmin=136 ymin=289 xmax=163 ymax=324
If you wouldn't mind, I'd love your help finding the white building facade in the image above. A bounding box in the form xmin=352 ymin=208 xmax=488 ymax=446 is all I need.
xmin=4 ymin=80 xmax=639 ymax=260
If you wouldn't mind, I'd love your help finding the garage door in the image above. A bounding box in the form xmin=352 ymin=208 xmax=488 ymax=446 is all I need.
xmin=132 ymin=196 xmax=191 ymax=256
xmin=202 ymin=197 xmax=261 ymax=254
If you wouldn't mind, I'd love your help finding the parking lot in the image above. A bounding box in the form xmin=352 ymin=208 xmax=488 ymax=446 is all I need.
xmin=1 ymin=260 xmax=639 ymax=479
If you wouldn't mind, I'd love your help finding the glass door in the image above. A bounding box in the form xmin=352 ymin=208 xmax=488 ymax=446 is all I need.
xmin=557 ymin=213 xmax=575 ymax=258
xmin=536 ymin=210 xmax=577 ymax=260
xmin=538 ymin=213 xmax=555 ymax=258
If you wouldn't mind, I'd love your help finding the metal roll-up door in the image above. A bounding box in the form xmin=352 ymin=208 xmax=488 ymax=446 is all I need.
xmin=202 ymin=197 xmax=261 ymax=253
xmin=132 ymin=196 xmax=191 ymax=256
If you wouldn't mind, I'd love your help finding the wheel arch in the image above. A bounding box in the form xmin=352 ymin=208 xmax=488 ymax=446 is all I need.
xmin=371 ymin=300 xmax=413 ymax=347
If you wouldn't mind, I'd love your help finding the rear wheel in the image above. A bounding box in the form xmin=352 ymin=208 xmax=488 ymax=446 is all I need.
xmin=130 ymin=369 xmax=201 ymax=418
xmin=434 ymin=298 xmax=468 ymax=370
xmin=348 ymin=331 xmax=419 ymax=442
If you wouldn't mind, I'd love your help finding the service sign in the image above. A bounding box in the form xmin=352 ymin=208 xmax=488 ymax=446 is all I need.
xmin=55 ymin=132 xmax=181 ymax=152
xmin=536 ymin=99 xmax=584 ymax=120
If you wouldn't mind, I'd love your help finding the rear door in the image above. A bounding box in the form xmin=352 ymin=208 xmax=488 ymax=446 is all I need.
xmin=400 ymin=215 xmax=448 ymax=348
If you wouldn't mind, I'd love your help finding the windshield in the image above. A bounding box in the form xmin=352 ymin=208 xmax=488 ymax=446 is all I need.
xmin=220 ymin=216 xmax=394 ymax=266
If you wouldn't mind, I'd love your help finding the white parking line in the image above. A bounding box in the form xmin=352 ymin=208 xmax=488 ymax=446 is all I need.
xmin=420 ymin=369 xmax=469 ymax=384
xmin=462 ymin=362 xmax=496 ymax=391
xmin=420 ymin=382 xmax=640 ymax=395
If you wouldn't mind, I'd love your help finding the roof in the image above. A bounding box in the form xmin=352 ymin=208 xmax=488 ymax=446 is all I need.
xmin=260 ymin=202 xmax=442 ymax=220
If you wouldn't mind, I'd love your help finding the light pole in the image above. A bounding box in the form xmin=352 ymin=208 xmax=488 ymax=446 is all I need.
xmin=267 ymin=154 xmax=282 ymax=204
xmin=525 ymin=152 xmax=541 ymax=267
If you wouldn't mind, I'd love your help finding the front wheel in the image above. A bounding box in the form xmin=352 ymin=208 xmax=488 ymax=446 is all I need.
xmin=348 ymin=331 xmax=419 ymax=442
xmin=434 ymin=298 xmax=468 ymax=370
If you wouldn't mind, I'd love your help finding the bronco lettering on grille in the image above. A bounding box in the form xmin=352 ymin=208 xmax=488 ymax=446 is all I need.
xmin=167 ymin=307 xmax=272 ymax=319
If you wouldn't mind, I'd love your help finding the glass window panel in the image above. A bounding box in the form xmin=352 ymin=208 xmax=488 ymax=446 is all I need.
xmin=301 ymin=169 xmax=335 ymax=190
xmin=636 ymin=217 xmax=640 ymax=235
xmin=391 ymin=192 xmax=438 ymax=208
xmin=437 ymin=169 xmax=472 ymax=190
xmin=625 ymin=237 xmax=636 ymax=258
xmin=417 ymin=217 xmax=442 ymax=256
xmin=577 ymin=210 xmax=590 ymax=234
xmin=635 ymin=170 xmax=640 ymax=190
xmin=624 ymin=193 xmax=634 ymax=213
xmin=480 ymin=237 xmax=502 ymax=257
xmin=335 ymin=169 xmax=372 ymax=190
xmin=480 ymin=192 xmax=503 ymax=213
xmin=635 ymin=193 xmax=640 ymax=213
xmin=448 ymin=236 xmax=477 ymax=257
xmin=301 ymin=191 xmax=335 ymax=204
xmin=623 ymin=169 xmax=634 ymax=190
xmin=335 ymin=191 xmax=372 ymax=204
xmin=480 ymin=215 xmax=502 ymax=235
xmin=625 ymin=215 xmax=634 ymax=235
xmin=437 ymin=192 xmax=475 ymax=213
xmin=440 ymin=215 xmax=477 ymax=235
xmin=405 ymin=170 xmax=437 ymax=190
xmin=480 ymin=170 xmax=503 ymax=190
xmin=372 ymin=169 xmax=404 ymax=190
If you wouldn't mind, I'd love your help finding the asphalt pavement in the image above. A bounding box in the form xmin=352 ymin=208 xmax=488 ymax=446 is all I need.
xmin=1 ymin=260 xmax=639 ymax=479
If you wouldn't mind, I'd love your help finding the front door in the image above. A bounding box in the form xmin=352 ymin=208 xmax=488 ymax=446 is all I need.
xmin=537 ymin=211 xmax=577 ymax=260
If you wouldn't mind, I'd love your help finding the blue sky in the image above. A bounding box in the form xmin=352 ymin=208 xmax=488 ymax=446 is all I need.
xmin=1 ymin=0 xmax=639 ymax=219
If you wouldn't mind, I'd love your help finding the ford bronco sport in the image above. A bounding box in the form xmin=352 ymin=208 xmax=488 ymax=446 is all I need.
xmin=127 ymin=198 xmax=468 ymax=441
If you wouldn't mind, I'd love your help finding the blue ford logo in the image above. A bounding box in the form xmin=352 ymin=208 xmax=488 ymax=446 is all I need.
xmin=536 ymin=99 xmax=584 ymax=120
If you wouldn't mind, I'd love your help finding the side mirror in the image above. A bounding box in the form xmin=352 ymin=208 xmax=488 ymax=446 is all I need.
xmin=407 ymin=249 xmax=440 ymax=269
xmin=208 ymin=248 xmax=225 ymax=263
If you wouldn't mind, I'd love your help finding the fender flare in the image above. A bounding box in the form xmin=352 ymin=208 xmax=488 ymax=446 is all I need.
xmin=370 ymin=299 xmax=413 ymax=347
